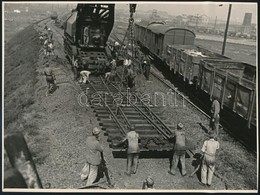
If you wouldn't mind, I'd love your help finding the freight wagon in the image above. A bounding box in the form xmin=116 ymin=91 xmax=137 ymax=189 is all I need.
xmin=135 ymin=21 xmax=195 ymax=61
xmin=134 ymin=21 xmax=256 ymax=130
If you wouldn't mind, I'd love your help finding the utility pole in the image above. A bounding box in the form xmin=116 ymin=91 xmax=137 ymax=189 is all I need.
xmin=195 ymin=14 xmax=199 ymax=30
xmin=214 ymin=16 xmax=217 ymax=30
xmin=222 ymin=4 xmax=232 ymax=55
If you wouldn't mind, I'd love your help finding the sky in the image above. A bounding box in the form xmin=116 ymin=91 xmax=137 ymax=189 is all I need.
xmin=115 ymin=2 xmax=257 ymax=24
xmin=3 ymin=2 xmax=257 ymax=24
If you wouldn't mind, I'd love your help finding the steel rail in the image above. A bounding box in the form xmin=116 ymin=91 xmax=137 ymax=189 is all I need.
xmin=88 ymin=78 xmax=127 ymax=136
xmin=150 ymin=71 xmax=211 ymax=119
xmin=110 ymin=82 xmax=172 ymax=141
xmin=99 ymin=76 xmax=132 ymax=129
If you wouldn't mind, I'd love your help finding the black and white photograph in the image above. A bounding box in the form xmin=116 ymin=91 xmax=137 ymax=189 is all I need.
xmin=2 ymin=1 xmax=258 ymax=192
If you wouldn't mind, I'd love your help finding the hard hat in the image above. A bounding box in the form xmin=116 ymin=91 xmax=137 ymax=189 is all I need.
xmin=92 ymin=127 xmax=101 ymax=135
xmin=48 ymin=28 xmax=51 ymax=31
xmin=146 ymin=176 xmax=154 ymax=185
xmin=177 ymin=123 xmax=183 ymax=130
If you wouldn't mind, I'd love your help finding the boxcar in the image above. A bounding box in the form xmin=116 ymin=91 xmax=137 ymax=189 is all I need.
xmin=135 ymin=21 xmax=195 ymax=61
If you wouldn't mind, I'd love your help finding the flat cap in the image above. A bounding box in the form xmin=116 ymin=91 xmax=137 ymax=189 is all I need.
xmin=92 ymin=127 xmax=101 ymax=135
xmin=209 ymin=131 xmax=216 ymax=138
xmin=177 ymin=123 xmax=183 ymax=129
xmin=130 ymin=125 xmax=135 ymax=130
xmin=146 ymin=176 xmax=154 ymax=185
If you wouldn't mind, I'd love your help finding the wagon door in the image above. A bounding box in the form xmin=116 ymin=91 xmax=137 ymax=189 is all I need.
xmin=223 ymin=77 xmax=236 ymax=110
xmin=200 ymin=62 xmax=213 ymax=94
xmin=234 ymin=84 xmax=254 ymax=120
xmin=166 ymin=45 xmax=172 ymax=68
xmin=211 ymin=72 xmax=225 ymax=101
xmin=158 ymin=34 xmax=164 ymax=59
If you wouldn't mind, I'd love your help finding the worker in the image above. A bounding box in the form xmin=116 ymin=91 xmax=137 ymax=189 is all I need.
xmin=113 ymin=125 xmax=140 ymax=176
xmin=168 ymin=123 xmax=187 ymax=176
xmin=105 ymin=59 xmax=117 ymax=83
xmin=81 ymin=127 xmax=103 ymax=185
xmin=39 ymin=32 xmax=45 ymax=45
xmin=200 ymin=132 xmax=220 ymax=187
xmin=124 ymin=56 xmax=132 ymax=67
xmin=143 ymin=55 xmax=151 ymax=80
xmin=45 ymin=40 xmax=54 ymax=57
xmin=43 ymin=39 xmax=48 ymax=56
xmin=110 ymin=58 xmax=117 ymax=71
xmin=142 ymin=176 xmax=154 ymax=189
xmin=123 ymin=56 xmax=132 ymax=77
xmin=210 ymin=99 xmax=220 ymax=135
xmin=114 ymin=41 xmax=120 ymax=52
xmin=125 ymin=67 xmax=135 ymax=90
xmin=92 ymin=29 xmax=101 ymax=46
xmin=122 ymin=44 xmax=127 ymax=57
xmin=72 ymin=56 xmax=79 ymax=81
xmin=109 ymin=44 xmax=116 ymax=59
xmin=44 ymin=62 xmax=56 ymax=94
xmin=105 ymin=72 xmax=112 ymax=83
xmin=79 ymin=70 xmax=91 ymax=84
xmin=83 ymin=26 xmax=89 ymax=46
xmin=134 ymin=45 xmax=140 ymax=59
xmin=47 ymin=28 xmax=53 ymax=41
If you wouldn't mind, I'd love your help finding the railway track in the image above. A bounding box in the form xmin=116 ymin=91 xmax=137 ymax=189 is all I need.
xmin=45 ymin=24 xmax=182 ymax=153
xmin=78 ymin=75 xmax=180 ymax=152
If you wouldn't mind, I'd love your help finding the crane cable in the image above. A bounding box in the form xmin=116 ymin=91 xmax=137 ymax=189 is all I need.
xmin=120 ymin=4 xmax=137 ymax=58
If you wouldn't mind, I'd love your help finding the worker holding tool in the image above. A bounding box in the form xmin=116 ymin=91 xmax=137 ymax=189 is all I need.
xmin=81 ymin=127 xmax=103 ymax=185
xmin=168 ymin=123 xmax=187 ymax=176
xmin=200 ymin=132 xmax=220 ymax=187
xmin=44 ymin=62 xmax=56 ymax=95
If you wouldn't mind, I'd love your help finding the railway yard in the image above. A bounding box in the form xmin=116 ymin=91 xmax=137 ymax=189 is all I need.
xmin=3 ymin=4 xmax=258 ymax=192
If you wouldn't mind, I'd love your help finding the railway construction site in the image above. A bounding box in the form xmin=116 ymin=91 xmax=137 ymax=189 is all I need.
xmin=3 ymin=3 xmax=257 ymax=192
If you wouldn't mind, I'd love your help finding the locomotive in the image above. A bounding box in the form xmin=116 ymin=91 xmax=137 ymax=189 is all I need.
xmin=135 ymin=21 xmax=256 ymax=132
xmin=63 ymin=4 xmax=115 ymax=73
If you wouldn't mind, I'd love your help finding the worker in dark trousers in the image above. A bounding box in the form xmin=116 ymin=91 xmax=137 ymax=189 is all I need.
xmin=142 ymin=55 xmax=151 ymax=80
xmin=44 ymin=62 xmax=56 ymax=94
xmin=113 ymin=125 xmax=140 ymax=176
xmin=168 ymin=123 xmax=187 ymax=176
xmin=47 ymin=28 xmax=53 ymax=41
xmin=210 ymin=99 xmax=220 ymax=135
xmin=72 ymin=56 xmax=79 ymax=81
xmin=125 ymin=67 xmax=136 ymax=90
